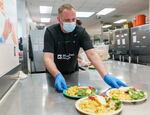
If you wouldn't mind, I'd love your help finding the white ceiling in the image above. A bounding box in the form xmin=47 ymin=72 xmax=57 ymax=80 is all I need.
xmin=26 ymin=0 xmax=149 ymax=28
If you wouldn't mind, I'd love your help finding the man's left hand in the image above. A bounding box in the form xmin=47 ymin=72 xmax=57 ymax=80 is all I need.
xmin=103 ymin=74 xmax=128 ymax=88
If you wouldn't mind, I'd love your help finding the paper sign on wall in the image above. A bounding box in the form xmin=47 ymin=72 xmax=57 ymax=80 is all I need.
xmin=133 ymin=36 xmax=137 ymax=43
xmin=132 ymin=32 xmax=136 ymax=35
xmin=142 ymin=36 xmax=146 ymax=39
xmin=124 ymin=33 xmax=128 ymax=36
xmin=122 ymin=39 xmax=125 ymax=45
xmin=116 ymin=35 xmax=119 ymax=37
xmin=117 ymin=39 xmax=120 ymax=45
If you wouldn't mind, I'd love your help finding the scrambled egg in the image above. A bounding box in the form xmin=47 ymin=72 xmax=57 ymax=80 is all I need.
xmin=66 ymin=86 xmax=96 ymax=97
xmin=109 ymin=89 xmax=132 ymax=100
xmin=79 ymin=96 xmax=119 ymax=114
xmin=66 ymin=86 xmax=79 ymax=96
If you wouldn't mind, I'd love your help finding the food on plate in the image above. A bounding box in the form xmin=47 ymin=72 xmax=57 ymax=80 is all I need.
xmin=65 ymin=86 xmax=96 ymax=97
xmin=75 ymin=95 xmax=122 ymax=115
xmin=107 ymin=87 xmax=147 ymax=102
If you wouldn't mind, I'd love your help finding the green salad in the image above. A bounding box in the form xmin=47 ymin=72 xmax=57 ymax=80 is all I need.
xmin=128 ymin=88 xmax=145 ymax=100
xmin=111 ymin=96 xmax=122 ymax=110
xmin=65 ymin=86 xmax=97 ymax=98
xmin=77 ymin=87 xmax=96 ymax=97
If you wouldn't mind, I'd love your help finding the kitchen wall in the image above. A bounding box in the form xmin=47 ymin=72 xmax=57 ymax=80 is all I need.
xmin=0 ymin=0 xmax=19 ymax=77
xmin=17 ymin=0 xmax=36 ymax=73
xmin=17 ymin=0 xmax=31 ymax=38
xmin=149 ymin=0 xmax=150 ymax=24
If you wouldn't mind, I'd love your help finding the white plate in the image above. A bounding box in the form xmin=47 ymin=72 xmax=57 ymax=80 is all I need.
xmin=106 ymin=87 xmax=148 ymax=103
xmin=75 ymin=95 xmax=123 ymax=115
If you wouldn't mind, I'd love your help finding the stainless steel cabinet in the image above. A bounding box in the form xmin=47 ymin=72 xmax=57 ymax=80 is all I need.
xmin=131 ymin=24 xmax=150 ymax=55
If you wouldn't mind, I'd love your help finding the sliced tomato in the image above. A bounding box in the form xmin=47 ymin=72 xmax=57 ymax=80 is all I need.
xmin=88 ymin=86 xmax=95 ymax=90
xmin=88 ymin=96 xmax=96 ymax=100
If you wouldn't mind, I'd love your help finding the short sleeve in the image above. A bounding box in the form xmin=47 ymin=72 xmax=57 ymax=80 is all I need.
xmin=80 ymin=29 xmax=93 ymax=51
xmin=43 ymin=28 xmax=54 ymax=53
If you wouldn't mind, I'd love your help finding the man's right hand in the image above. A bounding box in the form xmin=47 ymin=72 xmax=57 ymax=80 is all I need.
xmin=54 ymin=73 xmax=67 ymax=92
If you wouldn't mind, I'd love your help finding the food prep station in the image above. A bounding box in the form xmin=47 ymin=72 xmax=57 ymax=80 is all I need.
xmin=0 ymin=60 xmax=150 ymax=115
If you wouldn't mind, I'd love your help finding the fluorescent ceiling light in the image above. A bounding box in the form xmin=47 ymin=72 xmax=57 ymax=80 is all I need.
xmin=102 ymin=25 xmax=112 ymax=28
xmin=114 ymin=19 xmax=127 ymax=24
xmin=41 ymin=18 xmax=50 ymax=23
xmin=40 ymin=6 xmax=53 ymax=14
xmin=76 ymin=12 xmax=95 ymax=18
xmin=97 ymin=8 xmax=116 ymax=15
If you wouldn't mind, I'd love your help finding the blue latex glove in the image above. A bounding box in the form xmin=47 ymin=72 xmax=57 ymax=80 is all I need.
xmin=103 ymin=74 xmax=127 ymax=88
xmin=54 ymin=73 xmax=67 ymax=92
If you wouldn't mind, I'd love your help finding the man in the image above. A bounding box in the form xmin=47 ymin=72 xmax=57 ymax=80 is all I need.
xmin=43 ymin=4 xmax=127 ymax=92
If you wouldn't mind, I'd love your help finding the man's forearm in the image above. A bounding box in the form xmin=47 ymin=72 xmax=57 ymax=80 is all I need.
xmin=86 ymin=49 xmax=107 ymax=77
xmin=44 ymin=54 xmax=60 ymax=77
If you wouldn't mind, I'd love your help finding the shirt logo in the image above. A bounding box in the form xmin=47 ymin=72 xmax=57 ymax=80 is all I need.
xmin=57 ymin=54 xmax=75 ymax=60
xmin=57 ymin=54 xmax=62 ymax=59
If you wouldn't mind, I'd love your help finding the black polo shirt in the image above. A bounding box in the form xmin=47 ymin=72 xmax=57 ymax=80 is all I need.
xmin=43 ymin=24 xmax=93 ymax=74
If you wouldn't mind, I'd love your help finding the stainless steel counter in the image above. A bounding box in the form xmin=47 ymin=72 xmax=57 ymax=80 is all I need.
xmin=0 ymin=60 xmax=150 ymax=115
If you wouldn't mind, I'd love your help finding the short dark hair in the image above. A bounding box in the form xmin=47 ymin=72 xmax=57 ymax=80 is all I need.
xmin=58 ymin=4 xmax=75 ymax=14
